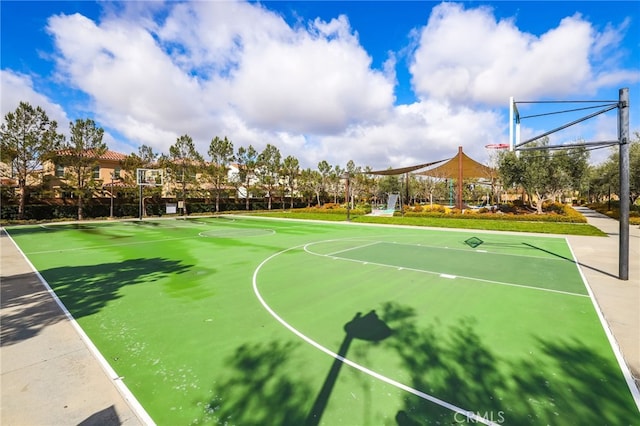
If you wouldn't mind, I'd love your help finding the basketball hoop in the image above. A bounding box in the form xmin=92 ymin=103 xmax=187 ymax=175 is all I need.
xmin=485 ymin=143 xmax=509 ymax=150
xmin=136 ymin=168 xmax=164 ymax=186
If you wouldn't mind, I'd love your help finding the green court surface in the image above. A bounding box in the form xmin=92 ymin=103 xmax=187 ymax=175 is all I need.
xmin=5 ymin=217 xmax=639 ymax=425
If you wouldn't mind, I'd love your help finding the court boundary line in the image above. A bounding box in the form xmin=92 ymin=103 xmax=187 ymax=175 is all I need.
xmin=304 ymin=240 xmax=589 ymax=298
xmin=326 ymin=241 xmax=381 ymax=257
xmin=384 ymin=240 xmax=571 ymax=263
xmin=198 ymin=228 xmax=275 ymax=238
xmin=3 ymin=230 xmax=156 ymax=425
xmin=565 ymin=238 xmax=640 ymax=412
xmin=252 ymin=243 xmax=501 ymax=426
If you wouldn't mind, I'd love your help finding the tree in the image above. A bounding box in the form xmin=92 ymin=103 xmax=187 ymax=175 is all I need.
xmin=590 ymin=133 xmax=640 ymax=205
xmin=317 ymin=160 xmax=332 ymax=204
xmin=499 ymin=137 xmax=589 ymax=214
xmin=281 ymin=155 xmax=300 ymax=209
xmin=161 ymin=134 xmax=203 ymax=215
xmin=355 ymin=166 xmax=376 ymax=206
xmin=377 ymin=174 xmax=401 ymax=203
xmin=297 ymin=168 xmax=320 ymax=207
xmin=256 ymin=144 xmax=281 ymax=210
xmin=345 ymin=160 xmax=361 ymax=208
xmin=57 ymin=118 xmax=106 ymax=220
xmin=206 ymin=136 xmax=234 ymax=212
xmin=235 ymin=145 xmax=259 ymax=210
xmin=329 ymin=165 xmax=344 ymax=203
xmin=0 ymin=102 xmax=64 ymax=219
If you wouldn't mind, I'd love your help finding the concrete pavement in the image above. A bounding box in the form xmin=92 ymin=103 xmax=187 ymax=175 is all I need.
xmin=1 ymin=208 xmax=638 ymax=425
xmin=1 ymin=230 xmax=148 ymax=426
xmin=568 ymin=206 xmax=639 ymax=390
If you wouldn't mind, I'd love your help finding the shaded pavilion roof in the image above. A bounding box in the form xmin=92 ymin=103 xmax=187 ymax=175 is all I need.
xmin=366 ymin=159 xmax=448 ymax=176
xmin=415 ymin=148 xmax=494 ymax=179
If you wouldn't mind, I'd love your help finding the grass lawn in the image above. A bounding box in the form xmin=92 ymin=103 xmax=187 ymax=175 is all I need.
xmin=248 ymin=211 xmax=607 ymax=236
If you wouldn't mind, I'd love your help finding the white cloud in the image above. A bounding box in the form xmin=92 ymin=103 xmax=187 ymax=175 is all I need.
xmin=3 ymin=1 xmax=636 ymax=170
xmin=230 ymin=17 xmax=394 ymax=133
xmin=409 ymin=3 xmax=638 ymax=105
xmin=0 ymin=69 xmax=133 ymax=154
xmin=309 ymin=100 xmax=504 ymax=170
xmin=43 ymin=2 xmax=395 ymax=157
xmin=1 ymin=70 xmax=69 ymax=127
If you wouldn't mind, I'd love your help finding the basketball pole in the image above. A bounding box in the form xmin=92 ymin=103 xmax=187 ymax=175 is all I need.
xmin=618 ymin=88 xmax=629 ymax=280
xmin=137 ymin=168 xmax=143 ymax=221
xmin=509 ymin=97 xmax=514 ymax=150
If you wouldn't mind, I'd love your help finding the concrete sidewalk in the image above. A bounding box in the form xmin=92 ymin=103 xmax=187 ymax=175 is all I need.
xmin=1 ymin=208 xmax=638 ymax=425
xmin=568 ymin=206 xmax=639 ymax=388
xmin=1 ymin=230 xmax=147 ymax=426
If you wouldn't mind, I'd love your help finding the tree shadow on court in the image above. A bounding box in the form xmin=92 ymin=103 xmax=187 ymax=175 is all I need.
xmin=306 ymin=310 xmax=393 ymax=426
xmin=198 ymin=340 xmax=313 ymax=425
xmin=508 ymin=337 xmax=639 ymax=424
xmin=379 ymin=301 xmax=638 ymax=425
xmin=38 ymin=258 xmax=192 ymax=318
xmin=194 ymin=302 xmax=638 ymax=424
xmin=380 ymin=302 xmax=509 ymax=424
xmin=4 ymin=223 xmax=135 ymax=240
xmin=197 ymin=311 xmax=393 ymax=426
xmin=1 ymin=271 xmax=68 ymax=345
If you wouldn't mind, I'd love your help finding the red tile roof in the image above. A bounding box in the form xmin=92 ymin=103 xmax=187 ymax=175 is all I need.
xmin=101 ymin=150 xmax=127 ymax=160
xmin=56 ymin=149 xmax=127 ymax=160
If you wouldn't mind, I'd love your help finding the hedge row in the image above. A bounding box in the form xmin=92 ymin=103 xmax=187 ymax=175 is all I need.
xmin=400 ymin=203 xmax=587 ymax=223
xmin=0 ymin=200 xmax=307 ymax=222
xmin=587 ymin=202 xmax=640 ymax=225
xmin=290 ymin=206 xmax=369 ymax=216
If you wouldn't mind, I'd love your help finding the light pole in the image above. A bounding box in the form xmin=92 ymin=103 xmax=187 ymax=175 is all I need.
xmin=110 ymin=173 xmax=114 ymax=219
xmin=342 ymin=172 xmax=351 ymax=221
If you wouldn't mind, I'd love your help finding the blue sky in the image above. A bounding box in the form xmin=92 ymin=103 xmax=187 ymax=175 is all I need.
xmin=2 ymin=1 xmax=639 ymax=169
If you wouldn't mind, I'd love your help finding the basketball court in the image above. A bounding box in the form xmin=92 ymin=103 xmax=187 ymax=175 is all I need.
xmin=2 ymin=214 xmax=638 ymax=425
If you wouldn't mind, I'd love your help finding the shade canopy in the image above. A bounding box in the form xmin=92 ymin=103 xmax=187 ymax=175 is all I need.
xmin=417 ymin=147 xmax=496 ymax=209
xmin=415 ymin=148 xmax=494 ymax=179
xmin=363 ymin=147 xmax=495 ymax=210
xmin=367 ymin=158 xmax=448 ymax=176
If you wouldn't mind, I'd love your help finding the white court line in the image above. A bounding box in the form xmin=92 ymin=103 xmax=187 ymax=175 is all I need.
xmin=252 ymin=243 xmax=500 ymax=426
xmin=304 ymin=241 xmax=589 ymax=298
xmin=198 ymin=228 xmax=275 ymax=238
xmin=326 ymin=241 xmax=381 ymax=257
xmin=565 ymin=238 xmax=640 ymax=412
xmin=382 ymin=240 xmax=569 ymax=263
xmin=3 ymin=230 xmax=156 ymax=425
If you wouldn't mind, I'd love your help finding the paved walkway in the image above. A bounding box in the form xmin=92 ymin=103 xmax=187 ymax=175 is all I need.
xmin=567 ymin=207 xmax=639 ymax=388
xmin=0 ymin=230 xmax=147 ymax=426
xmin=1 ymin=209 xmax=638 ymax=425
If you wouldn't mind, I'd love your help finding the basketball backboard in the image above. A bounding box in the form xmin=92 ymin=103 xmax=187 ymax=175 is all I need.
xmin=136 ymin=168 xmax=164 ymax=186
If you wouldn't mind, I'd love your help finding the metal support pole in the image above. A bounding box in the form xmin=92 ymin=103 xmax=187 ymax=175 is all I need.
xmin=109 ymin=174 xmax=114 ymax=218
xmin=457 ymin=146 xmax=463 ymax=210
xmin=618 ymin=88 xmax=629 ymax=280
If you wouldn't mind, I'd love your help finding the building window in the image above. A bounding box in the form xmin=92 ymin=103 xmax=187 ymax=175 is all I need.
xmin=55 ymin=164 xmax=64 ymax=177
xmin=114 ymin=167 xmax=121 ymax=179
xmin=93 ymin=165 xmax=100 ymax=179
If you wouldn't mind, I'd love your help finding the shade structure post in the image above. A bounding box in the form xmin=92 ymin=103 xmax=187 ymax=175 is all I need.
xmin=457 ymin=146 xmax=463 ymax=209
